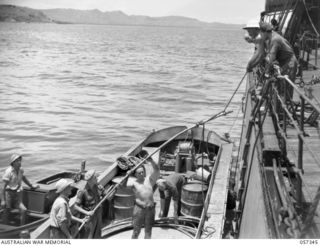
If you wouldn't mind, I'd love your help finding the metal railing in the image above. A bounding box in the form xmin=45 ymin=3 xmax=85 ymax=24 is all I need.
xmin=300 ymin=32 xmax=320 ymax=69
xmin=267 ymin=72 xmax=320 ymax=235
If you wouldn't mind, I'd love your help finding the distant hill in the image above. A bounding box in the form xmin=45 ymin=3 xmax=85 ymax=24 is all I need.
xmin=42 ymin=8 xmax=242 ymax=29
xmin=0 ymin=5 xmax=52 ymax=23
xmin=0 ymin=4 xmax=243 ymax=29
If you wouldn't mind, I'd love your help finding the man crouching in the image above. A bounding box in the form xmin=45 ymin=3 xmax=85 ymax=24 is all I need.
xmin=125 ymin=150 xmax=159 ymax=239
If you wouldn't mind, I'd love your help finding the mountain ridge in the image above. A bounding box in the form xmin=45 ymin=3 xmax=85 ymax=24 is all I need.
xmin=0 ymin=4 xmax=243 ymax=29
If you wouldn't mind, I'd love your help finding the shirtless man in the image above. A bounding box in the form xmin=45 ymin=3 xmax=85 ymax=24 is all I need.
xmin=125 ymin=151 xmax=160 ymax=239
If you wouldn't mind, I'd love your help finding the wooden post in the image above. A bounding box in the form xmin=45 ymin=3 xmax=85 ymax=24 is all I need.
xmin=284 ymin=79 xmax=287 ymax=134
xmin=298 ymin=96 xmax=304 ymax=205
xmin=315 ymin=38 xmax=318 ymax=67
xmin=299 ymin=96 xmax=304 ymax=171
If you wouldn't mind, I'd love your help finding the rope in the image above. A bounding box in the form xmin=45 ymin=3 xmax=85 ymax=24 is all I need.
xmin=196 ymin=72 xmax=247 ymax=127
xmin=278 ymin=0 xmax=292 ymax=32
xmin=302 ymin=0 xmax=320 ymax=37
xmin=223 ymin=73 xmax=248 ymax=113
xmin=228 ymin=103 xmax=243 ymax=133
xmin=102 ymin=217 xmax=199 ymax=239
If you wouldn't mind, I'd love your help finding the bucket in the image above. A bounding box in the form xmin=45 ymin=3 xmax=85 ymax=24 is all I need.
xmin=180 ymin=183 xmax=208 ymax=218
xmin=112 ymin=176 xmax=135 ymax=220
xmin=194 ymin=167 xmax=211 ymax=183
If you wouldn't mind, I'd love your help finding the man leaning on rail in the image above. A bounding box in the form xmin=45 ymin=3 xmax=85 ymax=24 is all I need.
xmin=259 ymin=21 xmax=298 ymax=98
xmin=243 ymin=18 xmax=266 ymax=73
xmin=1 ymin=154 xmax=39 ymax=225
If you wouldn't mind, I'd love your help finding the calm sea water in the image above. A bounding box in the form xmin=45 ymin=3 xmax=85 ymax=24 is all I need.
xmin=0 ymin=23 xmax=253 ymax=181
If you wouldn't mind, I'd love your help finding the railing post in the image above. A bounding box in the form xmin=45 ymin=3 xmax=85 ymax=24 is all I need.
xmin=297 ymin=96 xmax=305 ymax=205
xmin=315 ymin=37 xmax=318 ymax=67
xmin=299 ymin=96 xmax=304 ymax=172
xmin=284 ymin=78 xmax=287 ymax=134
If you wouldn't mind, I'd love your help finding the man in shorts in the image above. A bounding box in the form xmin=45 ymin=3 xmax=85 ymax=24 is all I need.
xmin=1 ymin=154 xmax=39 ymax=225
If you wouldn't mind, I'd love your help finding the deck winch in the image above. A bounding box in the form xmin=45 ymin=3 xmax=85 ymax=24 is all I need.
xmin=175 ymin=142 xmax=195 ymax=173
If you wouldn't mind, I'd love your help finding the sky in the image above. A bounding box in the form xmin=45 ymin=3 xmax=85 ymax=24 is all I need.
xmin=0 ymin=0 xmax=265 ymax=24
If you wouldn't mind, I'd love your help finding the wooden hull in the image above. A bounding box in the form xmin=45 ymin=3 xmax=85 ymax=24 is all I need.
xmin=0 ymin=171 xmax=76 ymax=239
xmin=236 ymin=75 xmax=273 ymax=238
xmin=0 ymin=216 xmax=48 ymax=239
xmin=31 ymin=125 xmax=235 ymax=239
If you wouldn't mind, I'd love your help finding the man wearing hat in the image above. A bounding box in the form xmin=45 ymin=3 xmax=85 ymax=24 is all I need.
xmin=259 ymin=21 xmax=298 ymax=90
xmin=49 ymin=178 xmax=85 ymax=239
xmin=1 ymin=154 xmax=39 ymax=225
xmin=243 ymin=19 xmax=266 ymax=72
xmin=74 ymin=169 xmax=105 ymax=238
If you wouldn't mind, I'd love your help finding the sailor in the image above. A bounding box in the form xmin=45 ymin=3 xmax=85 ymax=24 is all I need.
xmin=74 ymin=169 xmax=105 ymax=238
xmin=271 ymin=18 xmax=280 ymax=33
xmin=1 ymin=154 xmax=39 ymax=225
xmin=259 ymin=21 xmax=298 ymax=96
xmin=125 ymin=150 xmax=160 ymax=239
xmin=49 ymin=179 xmax=85 ymax=239
xmin=243 ymin=19 xmax=266 ymax=73
xmin=156 ymin=173 xmax=186 ymax=224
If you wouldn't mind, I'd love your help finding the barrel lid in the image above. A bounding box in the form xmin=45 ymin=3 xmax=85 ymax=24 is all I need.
xmin=183 ymin=183 xmax=208 ymax=192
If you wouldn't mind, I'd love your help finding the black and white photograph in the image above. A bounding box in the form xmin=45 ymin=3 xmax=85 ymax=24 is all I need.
xmin=0 ymin=0 xmax=320 ymax=242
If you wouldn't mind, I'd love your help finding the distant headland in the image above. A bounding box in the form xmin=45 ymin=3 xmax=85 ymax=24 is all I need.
xmin=0 ymin=4 xmax=244 ymax=29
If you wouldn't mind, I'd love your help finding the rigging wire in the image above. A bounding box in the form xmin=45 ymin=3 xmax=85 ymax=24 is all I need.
xmin=302 ymin=0 xmax=320 ymax=37
xmin=228 ymin=103 xmax=243 ymax=133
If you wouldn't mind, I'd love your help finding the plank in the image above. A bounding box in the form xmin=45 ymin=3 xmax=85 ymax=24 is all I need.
xmin=262 ymin=115 xmax=281 ymax=165
xmin=203 ymin=143 xmax=233 ymax=239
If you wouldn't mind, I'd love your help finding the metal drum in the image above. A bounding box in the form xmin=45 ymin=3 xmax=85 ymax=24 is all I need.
xmin=180 ymin=182 xmax=208 ymax=218
xmin=112 ymin=176 xmax=135 ymax=220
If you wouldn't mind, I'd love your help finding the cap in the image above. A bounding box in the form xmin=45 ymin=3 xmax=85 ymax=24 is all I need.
xmin=243 ymin=19 xmax=260 ymax=29
xmin=156 ymin=178 xmax=167 ymax=190
xmin=55 ymin=179 xmax=73 ymax=193
xmin=10 ymin=154 xmax=22 ymax=165
xmin=156 ymin=178 xmax=166 ymax=186
xmin=259 ymin=22 xmax=273 ymax=32
xmin=84 ymin=169 xmax=96 ymax=181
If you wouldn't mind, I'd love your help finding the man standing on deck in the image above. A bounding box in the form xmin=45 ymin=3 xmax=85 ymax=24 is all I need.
xmin=1 ymin=154 xmax=39 ymax=225
xmin=156 ymin=173 xmax=186 ymax=224
xmin=125 ymin=150 xmax=160 ymax=239
xmin=49 ymin=179 xmax=85 ymax=239
xmin=259 ymin=22 xmax=298 ymax=97
xmin=74 ymin=169 xmax=105 ymax=238
xmin=243 ymin=19 xmax=266 ymax=73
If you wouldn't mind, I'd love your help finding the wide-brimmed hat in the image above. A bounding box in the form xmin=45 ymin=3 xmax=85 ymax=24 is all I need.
xmin=259 ymin=22 xmax=273 ymax=32
xmin=10 ymin=154 xmax=22 ymax=165
xmin=84 ymin=169 xmax=96 ymax=181
xmin=243 ymin=19 xmax=260 ymax=29
xmin=55 ymin=179 xmax=73 ymax=193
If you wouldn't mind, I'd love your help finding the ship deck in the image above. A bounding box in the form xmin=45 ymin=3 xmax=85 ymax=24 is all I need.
xmin=106 ymin=143 xmax=233 ymax=239
xmin=286 ymin=68 xmax=320 ymax=228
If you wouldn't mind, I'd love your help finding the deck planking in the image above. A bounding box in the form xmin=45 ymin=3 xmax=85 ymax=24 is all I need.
xmin=201 ymin=143 xmax=233 ymax=239
xmin=286 ymin=122 xmax=320 ymax=226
